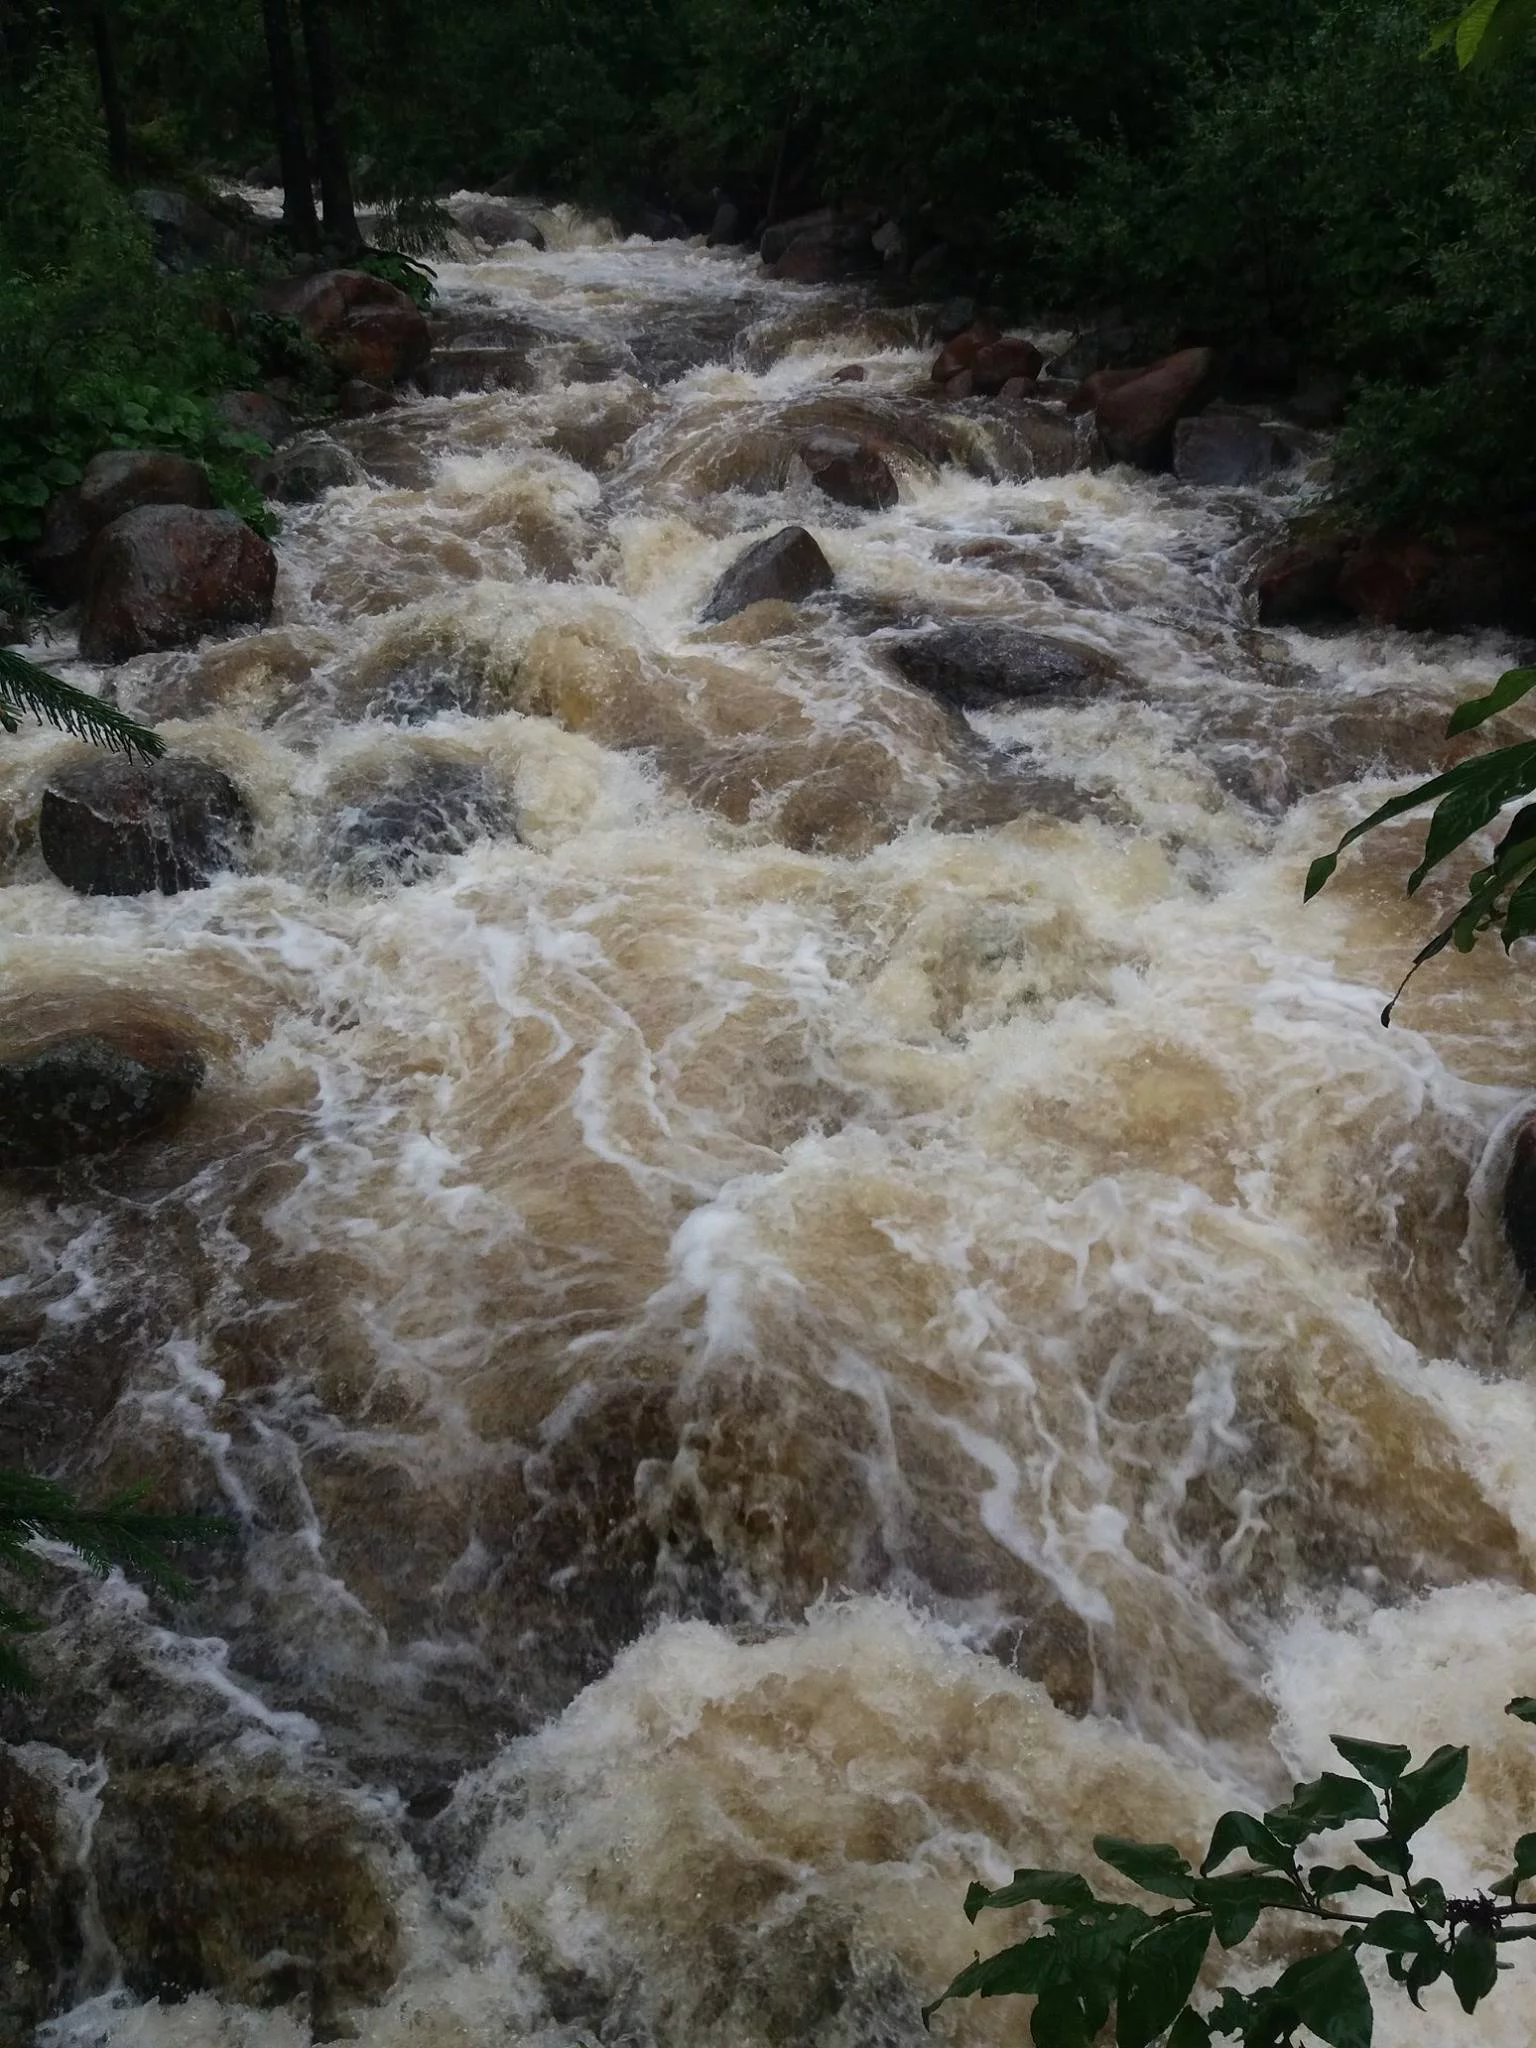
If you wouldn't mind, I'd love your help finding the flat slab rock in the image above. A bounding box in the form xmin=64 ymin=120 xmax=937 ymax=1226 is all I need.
xmin=883 ymin=620 xmax=1115 ymax=710
xmin=0 ymin=1023 xmax=205 ymax=1171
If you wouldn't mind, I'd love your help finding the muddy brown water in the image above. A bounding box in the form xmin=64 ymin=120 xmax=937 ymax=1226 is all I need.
xmin=4 ymin=200 xmax=1536 ymax=2046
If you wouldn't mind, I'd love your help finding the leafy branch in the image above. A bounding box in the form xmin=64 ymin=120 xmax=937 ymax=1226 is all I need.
xmin=0 ymin=646 xmax=164 ymax=760
xmin=1429 ymin=0 xmax=1536 ymax=71
xmin=0 ymin=1468 xmax=229 ymax=1690
xmin=927 ymin=1706 xmax=1536 ymax=2046
xmin=1305 ymin=665 xmax=1536 ymax=1021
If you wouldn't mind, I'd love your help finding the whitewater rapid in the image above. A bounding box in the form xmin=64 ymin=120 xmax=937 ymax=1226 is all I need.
xmin=3 ymin=204 xmax=1535 ymax=2045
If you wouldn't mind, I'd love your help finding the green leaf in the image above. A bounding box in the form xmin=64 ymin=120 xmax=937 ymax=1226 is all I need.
xmin=966 ymin=1870 xmax=1097 ymax=1919
xmin=1406 ymin=1877 xmax=1447 ymax=1922
xmin=1094 ymin=1839 xmax=1196 ymax=1899
xmin=1355 ymin=1910 xmax=1440 ymax=1955
xmin=922 ymin=1938 xmax=1053 ymax=2022
xmin=1202 ymin=1812 xmax=1293 ymax=1874
xmin=1272 ymin=1943 xmax=1374 ymax=2048
xmin=1310 ymin=1865 xmax=1393 ymax=1900
xmin=1031 ymin=1987 xmax=1092 ymax=2048
xmin=1447 ymin=666 xmax=1536 ymax=736
xmin=1512 ymin=1832 xmax=1536 ymax=1880
xmin=1166 ymin=2014 xmax=1210 ymax=2048
xmin=1449 ymin=1926 xmax=1498 ymax=2013
xmin=1406 ymin=753 xmax=1536 ymax=894
xmin=1506 ymin=1697 xmax=1536 ymax=1723
xmin=1404 ymin=1946 xmax=1443 ymax=2009
xmin=1357 ymin=1835 xmax=1412 ymax=1876
xmin=1387 ymin=1747 xmax=1468 ymax=1840
xmin=1330 ymin=1737 xmax=1412 ymax=1788
xmin=1265 ymin=1773 xmax=1379 ymax=1843
xmin=1116 ymin=1914 xmax=1211 ymax=2048
xmin=1303 ymin=742 xmax=1536 ymax=902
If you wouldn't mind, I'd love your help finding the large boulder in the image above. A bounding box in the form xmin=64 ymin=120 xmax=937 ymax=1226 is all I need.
xmin=40 ymin=754 xmax=254 ymax=897
xmin=1094 ymin=347 xmax=1217 ymax=468
xmin=324 ymin=754 xmax=516 ymax=887
xmin=885 ymin=621 xmax=1113 ymax=711
xmin=798 ymin=433 xmax=898 ymax=513
xmin=1335 ymin=526 xmax=1536 ymax=634
xmin=79 ymin=506 xmax=276 ymax=663
xmin=1505 ymin=1114 xmax=1536 ymax=1292
xmin=91 ymin=1761 xmax=403 ymax=2015
xmin=1173 ymin=412 xmax=1284 ymax=487
xmin=763 ymin=212 xmax=880 ymax=284
xmin=256 ymin=433 xmax=363 ymax=504
xmin=449 ymin=198 xmax=546 ymax=249
xmin=1064 ymin=366 xmax=1145 ymax=417
xmin=213 ymin=390 xmax=294 ymax=447
xmin=1253 ymin=527 xmax=1353 ymax=625
xmin=701 ymin=526 xmax=835 ymax=623
xmin=259 ymin=270 xmax=431 ymax=384
xmin=31 ymin=451 xmax=214 ymax=606
xmin=971 ymin=337 xmax=1044 ymax=396
xmin=0 ymin=1021 xmax=205 ymax=1171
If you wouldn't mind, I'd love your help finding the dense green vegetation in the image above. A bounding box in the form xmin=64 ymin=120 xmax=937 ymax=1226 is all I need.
xmin=929 ymin=1706 xmax=1536 ymax=2046
xmin=2 ymin=0 xmax=1534 ymax=571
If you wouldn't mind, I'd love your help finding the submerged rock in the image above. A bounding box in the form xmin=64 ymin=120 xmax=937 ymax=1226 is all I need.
xmin=0 ymin=1749 xmax=82 ymax=2044
xmin=0 ymin=1023 xmax=205 ymax=1171
xmin=40 ymin=754 xmax=254 ymax=896
xmin=257 ymin=433 xmax=363 ymax=503
xmin=884 ymin=620 xmax=1113 ymax=710
xmin=92 ymin=1760 xmax=403 ymax=2013
xmin=702 ymin=526 xmax=835 ymax=622
xmin=799 ymin=433 xmax=899 ymax=512
xmin=324 ymin=754 xmax=517 ymax=886
xmin=79 ymin=505 xmax=276 ymax=662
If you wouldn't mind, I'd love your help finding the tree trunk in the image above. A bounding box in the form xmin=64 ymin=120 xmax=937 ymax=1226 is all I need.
xmin=85 ymin=2 xmax=128 ymax=178
xmin=259 ymin=0 xmax=319 ymax=247
xmin=297 ymin=0 xmax=359 ymax=253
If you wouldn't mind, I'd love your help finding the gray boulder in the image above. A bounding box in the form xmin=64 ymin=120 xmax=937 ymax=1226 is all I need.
xmin=40 ymin=753 xmax=254 ymax=896
xmin=885 ymin=621 xmax=1113 ymax=710
xmin=702 ymin=526 xmax=835 ymax=623
xmin=325 ymin=755 xmax=516 ymax=887
xmin=257 ymin=434 xmax=363 ymax=504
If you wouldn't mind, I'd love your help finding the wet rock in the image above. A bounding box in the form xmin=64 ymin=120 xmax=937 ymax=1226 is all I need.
xmin=0 ymin=1749 xmax=83 ymax=2043
xmin=763 ymin=212 xmax=880 ymax=284
xmin=942 ymin=369 xmax=975 ymax=399
xmin=1095 ymin=347 xmax=1217 ymax=468
xmin=40 ymin=754 xmax=254 ymax=896
xmin=339 ymin=377 xmax=397 ymax=415
xmin=257 ymin=433 xmax=363 ymax=503
xmin=619 ymin=199 xmax=691 ymax=242
xmin=80 ymin=505 xmax=276 ymax=662
xmin=1335 ymin=526 xmax=1536 ymax=635
xmin=1254 ymin=526 xmax=1352 ymax=626
xmin=971 ymin=337 xmax=1044 ymax=396
xmin=1505 ymin=1114 xmax=1536 ymax=1292
xmin=932 ymin=295 xmax=978 ymax=341
xmin=929 ymin=320 xmax=1000 ymax=384
xmin=702 ymin=526 xmax=835 ymax=623
xmin=416 ymin=348 xmax=532 ymax=397
xmin=707 ymin=200 xmax=743 ymax=246
xmin=798 ymin=434 xmax=898 ymax=513
xmin=884 ymin=620 xmax=1112 ymax=711
xmin=828 ymin=364 xmax=867 ymax=383
xmin=325 ymin=754 xmax=517 ymax=886
xmin=32 ymin=452 xmax=215 ymax=607
xmin=213 ymin=390 xmax=294 ymax=447
xmin=0 ymin=1023 xmax=205 ymax=1171
xmin=260 ymin=270 xmax=431 ymax=384
xmin=1173 ymin=412 xmax=1284 ymax=487
xmin=450 ymin=198 xmax=546 ymax=249
xmin=1064 ymin=365 xmax=1145 ymax=417
xmin=759 ymin=209 xmax=835 ymax=266
xmin=92 ymin=1760 xmax=403 ymax=2012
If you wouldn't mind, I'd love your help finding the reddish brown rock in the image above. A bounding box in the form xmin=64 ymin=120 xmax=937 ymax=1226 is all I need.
xmin=1335 ymin=527 xmax=1536 ymax=634
xmin=971 ymin=338 xmax=1044 ymax=395
xmin=1254 ymin=530 xmax=1352 ymax=625
xmin=80 ymin=506 xmax=276 ymax=663
xmin=31 ymin=452 xmax=214 ymax=605
xmin=1095 ymin=348 xmax=1217 ymax=468
xmin=942 ymin=369 xmax=975 ymax=399
xmin=260 ymin=269 xmax=430 ymax=383
xmin=1065 ymin=366 xmax=1145 ymax=416
xmin=799 ymin=433 xmax=898 ymax=512
xmin=40 ymin=753 xmax=254 ymax=896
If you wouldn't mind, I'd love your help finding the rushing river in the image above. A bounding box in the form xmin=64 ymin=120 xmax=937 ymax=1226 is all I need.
xmin=4 ymin=204 xmax=1536 ymax=2046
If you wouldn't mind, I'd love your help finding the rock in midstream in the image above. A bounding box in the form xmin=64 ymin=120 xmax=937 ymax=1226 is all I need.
xmin=798 ymin=432 xmax=899 ymax=511
xmin=323 ymin=753 xmax=518 ymax=887
xmin=40 ymin=753 xmax=254 ymax=896
xmin=883 ymin=619 xmax=1116 ymax=710
xmin=0 ymin=1022 xmax=204 ymax=1171
xmin=702 ymin=525 xmax=835 ymax=622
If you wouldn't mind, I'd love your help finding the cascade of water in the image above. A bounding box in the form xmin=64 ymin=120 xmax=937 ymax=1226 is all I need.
xmin=4 ymin=208 xmax=1534 ymax=2048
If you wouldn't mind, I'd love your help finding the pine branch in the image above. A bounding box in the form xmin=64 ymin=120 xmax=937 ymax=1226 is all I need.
xmin=0 ymin=647 xmax=165 ymax=761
